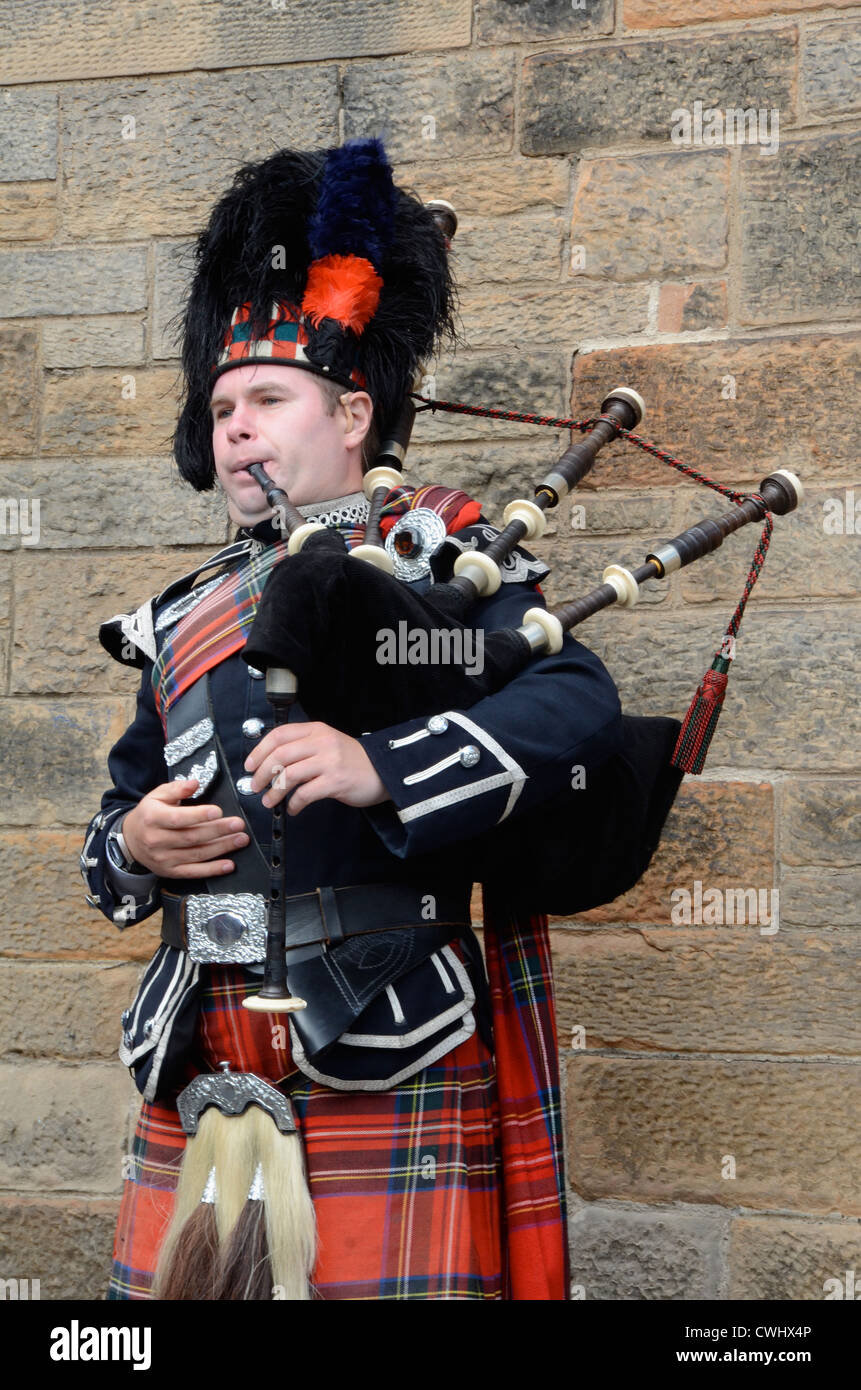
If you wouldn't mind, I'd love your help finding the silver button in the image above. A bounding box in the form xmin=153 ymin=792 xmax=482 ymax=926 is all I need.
xmin=143 ymin=1017 xmax=155 ymax=1038
xmin=459 ymin=744 xmax=481 ymax=768
xmin=123 ymin=1029 xmax=133 ymax=1049
xmin=236 ymin=775 xmax=256 ymax=795
xmin=427 ymin=715 xmax=449 ymax=735
xmin=247 ymin=665 xmax=265 ymax=679
xmin=242 ymin=717 xmax=265 ymax=738
xmin=121 ymin=1010 xmax=130 ymax=1028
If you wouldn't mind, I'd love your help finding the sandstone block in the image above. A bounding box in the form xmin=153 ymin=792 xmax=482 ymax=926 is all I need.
xmin=521 ymin=32 xmax=795 ymax=156
xmin=0 ymin=86 xmax=57 ymax=180
xmin=477 ymin=0 xmax=613 ymax=43
xmin=42 ymin=317 xmax=146 ymax=370
xmin=571 ymin=151 xmax=729 ymax=281
xmin=740 ymin=132 xmax=861 ymax=326
xmin=569 ymin=1203 xmax=726 ymax=1300
xmin=780 ymin=780 xmax=861 ymax=867
xmin=12 ymin=547 xmax=217 ymax=694
xmin=0 ymin=1061 xmax=134 ymax=1194
xmin=457 ymin=279 xmax=651 ymax=349
xmin=567 ymin=608 xmax=857 ymax=771
xmin=623 ymin=0 xmax=855 ymax=27
xmin=729 ymin=1215 xmax=861 ymax=1301
xmin=0 ymin=962 xmax=140 ymax=1059
xmin=344 ymin=52 xmax=514 ymax=162
xmin=0 ymin=246 xmax=146 ymax=319
xmin=0 ymin=326 xmax=38 ymax=458
xmin=0 ymin=459 xmax=226 ymax=550
xmin=396 ymin=154 xmax=569 ymax=215
xmin=567 ymin=1057 xmax=861 ymax=1213
xmin=60 ymin=69 xmax=338 ymax=238
xmin=553 ymin=926 xmax=861 ymax=1054
xmin=0 ymin=0 xmax=470 ymax=84
xmin=571 ymin=334 xmax=861 ymax=487
xmin=41 ymin=368 xmax=181 ymax=456
xmin=0 ymin=697 xmax=131 ymax=826
xmin=780 ymin=869 xmax=856 ymax=928
xmin=0 ymin=182 xmax=57 ymax=241
xmin=803 ymin=20 xmax=861 ymax=119
xmin=0 ymin=1197 xmax=120 ymax=1301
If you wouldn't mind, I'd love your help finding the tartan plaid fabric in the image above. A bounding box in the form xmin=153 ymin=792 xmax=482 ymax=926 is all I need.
xmin=107 ymin=914 xmax=568 ymax=1301
xmin=481 ymin=888 xmax=568 ymax=1301
xmin=108 ymin=956 xmax=505 ymax=1301
xmin=213 ymin=300 xmax=367 ymax=389
xmin=150 ymin=484 xmax=480 ymax=730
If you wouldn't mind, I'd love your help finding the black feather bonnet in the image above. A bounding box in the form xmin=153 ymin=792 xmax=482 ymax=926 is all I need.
xmin=171 ymin=138 xmax=457 ymax=491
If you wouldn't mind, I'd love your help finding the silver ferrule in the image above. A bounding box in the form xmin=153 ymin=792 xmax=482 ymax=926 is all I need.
xmin=645 ymin=542 xmax=682 ymax=577
xmin=539 ymin=471 xmax=570 ymax=500
xmin=519 ymin=621 xmax=551 ymax=653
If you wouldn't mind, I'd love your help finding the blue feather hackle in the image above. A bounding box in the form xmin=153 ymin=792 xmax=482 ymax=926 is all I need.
xmin=308 ymin=138 xmax=397 ymax=271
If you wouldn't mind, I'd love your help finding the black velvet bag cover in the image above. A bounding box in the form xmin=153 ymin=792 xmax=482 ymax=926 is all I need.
xmin=243 ymin=533 xmax=684 ymax=917
xmin=242 ymin=530 xmax=527 ymax=736
xmin=468 ymin=714 xmax=684 ymax=917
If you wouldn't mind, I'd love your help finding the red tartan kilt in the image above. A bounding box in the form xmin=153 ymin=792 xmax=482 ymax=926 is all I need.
xmin=110 ymin=962 xmax=505 ymax=1301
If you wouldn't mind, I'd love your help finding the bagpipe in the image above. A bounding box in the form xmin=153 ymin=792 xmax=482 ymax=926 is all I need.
xmin=238 ymin=383 xmax=802 ymax=1013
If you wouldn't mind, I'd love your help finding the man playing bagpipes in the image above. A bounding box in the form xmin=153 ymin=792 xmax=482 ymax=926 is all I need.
xmin=80 ymin=137 xmax=760 ymax=1300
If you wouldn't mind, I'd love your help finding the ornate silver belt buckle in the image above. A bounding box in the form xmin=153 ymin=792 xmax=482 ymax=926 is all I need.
xmin=185 ymin=893 xmax=267 ymax=964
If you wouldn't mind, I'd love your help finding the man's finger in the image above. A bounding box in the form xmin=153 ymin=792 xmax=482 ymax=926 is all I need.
xmin=149 ymin=777 xmax=209 ymax=802
xmin=165 ymin=858 xmax=236 ymax=878
xmin=285 ymin=774 xmax=330 ymax=816
xmin=243 ymin=723 xmax=314 ymax=773
xmin=261 ymin=754 xmax=322 ymax=808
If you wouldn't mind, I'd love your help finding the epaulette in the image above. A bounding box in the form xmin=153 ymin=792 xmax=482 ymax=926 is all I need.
xmin=98 ymin=537 xmax=254 ymax=668
xmin=431 ymin=518 xmax=550 ymax=588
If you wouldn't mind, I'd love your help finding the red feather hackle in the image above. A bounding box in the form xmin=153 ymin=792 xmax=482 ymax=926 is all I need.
xmin=302 ymin=253 xmax=383 ymax=334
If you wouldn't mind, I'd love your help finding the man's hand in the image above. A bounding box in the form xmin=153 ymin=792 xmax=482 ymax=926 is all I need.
xmin=121 ymin=779 xmax=250 ymax=877
xmin=243 ymin=721 xmax=390 ymax=815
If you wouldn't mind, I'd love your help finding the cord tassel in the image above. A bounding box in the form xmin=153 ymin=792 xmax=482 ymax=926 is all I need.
xmin=671 ymin=654 xmax=730 ymax=774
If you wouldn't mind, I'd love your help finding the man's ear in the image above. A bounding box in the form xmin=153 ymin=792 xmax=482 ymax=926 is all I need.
xmin=340 ymin=391 xmax=373 ymax=447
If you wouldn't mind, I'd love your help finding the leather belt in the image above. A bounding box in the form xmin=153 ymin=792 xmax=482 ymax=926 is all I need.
xmin=161 ymin=882 xmax=472 ymax=957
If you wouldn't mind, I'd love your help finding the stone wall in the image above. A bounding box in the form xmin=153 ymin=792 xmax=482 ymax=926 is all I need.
xmin=0 ymin=0 xmax=858 ymax=1300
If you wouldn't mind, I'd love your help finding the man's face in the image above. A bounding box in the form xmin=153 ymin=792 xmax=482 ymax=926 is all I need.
xmin=210 ymin=363 xmax=369 ymax=525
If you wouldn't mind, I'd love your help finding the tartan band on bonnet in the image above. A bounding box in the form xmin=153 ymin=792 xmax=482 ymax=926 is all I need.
xmin=212 ymin=299 xmax=367 ymax=391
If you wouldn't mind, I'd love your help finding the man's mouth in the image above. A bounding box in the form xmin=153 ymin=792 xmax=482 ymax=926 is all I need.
xmin=233 ymin=458 xmax=273 ymax=474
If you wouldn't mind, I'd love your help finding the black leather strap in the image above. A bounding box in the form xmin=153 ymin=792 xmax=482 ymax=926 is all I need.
xmin=160 ymin=881 xmax=471 ymax=955
xmin=164 ymin=672 xmax=270 ymax=895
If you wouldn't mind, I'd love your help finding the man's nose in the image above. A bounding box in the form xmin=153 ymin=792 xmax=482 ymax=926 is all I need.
xmin=226 ymin=399 xmax=257 ymax=437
